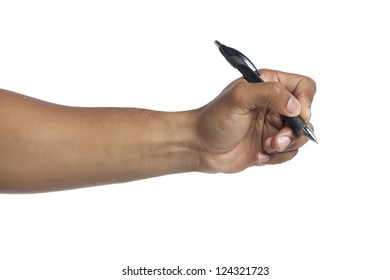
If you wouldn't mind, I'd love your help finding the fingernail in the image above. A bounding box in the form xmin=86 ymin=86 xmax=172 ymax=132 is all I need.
xmin=279 ymin=136 xmax=291 ymax=151
xmin=287 ymin=97 xmax=301 ymax=115
xmin=257 ymin=153 xmax=270 ymax=164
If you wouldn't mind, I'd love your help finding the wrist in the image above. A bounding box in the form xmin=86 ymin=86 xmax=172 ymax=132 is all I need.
xmin=127 ymin=109 xmax=201 ymax=178
xmin=159 ymin=109 xmax=201 ymax=174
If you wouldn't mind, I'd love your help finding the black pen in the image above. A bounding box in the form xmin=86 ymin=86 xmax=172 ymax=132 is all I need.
xmin=215 ymin=40 xmax=317 ymax=143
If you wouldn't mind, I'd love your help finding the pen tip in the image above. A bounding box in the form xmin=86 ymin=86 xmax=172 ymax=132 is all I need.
xmin=301 ymin=126 xmax=318 ymax=143
xmin=214 ymin=40 xmax=222 ymax=47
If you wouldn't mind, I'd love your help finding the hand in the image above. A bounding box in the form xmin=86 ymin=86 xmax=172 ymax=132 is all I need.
xmin=194 ymin=69 xmax=316 ymax=173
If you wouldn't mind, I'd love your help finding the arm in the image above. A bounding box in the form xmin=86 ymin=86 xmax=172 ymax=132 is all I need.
xmin=0 ymin=89 xmax=199 ymax=193
xmin=0 ymin=69 xmax=316 ymax=193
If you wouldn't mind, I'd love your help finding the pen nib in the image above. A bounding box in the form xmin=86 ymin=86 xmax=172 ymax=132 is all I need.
xmin=301 ymin=126 xmax=318 ymax=143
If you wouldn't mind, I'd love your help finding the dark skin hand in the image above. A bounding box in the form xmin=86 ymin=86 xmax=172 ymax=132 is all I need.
xmin=0 ymin=69 xmax=316 ymax=193
xmin=196 ymin=69 xmax=316 ymax=173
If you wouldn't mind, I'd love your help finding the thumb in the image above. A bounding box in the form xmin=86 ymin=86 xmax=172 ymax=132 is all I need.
xmin=232 ymin=81 xmax=301 ymax=116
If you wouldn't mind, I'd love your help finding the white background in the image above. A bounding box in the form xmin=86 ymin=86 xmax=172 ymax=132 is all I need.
xmin=0 ymin=0 xmax=389 ymax=279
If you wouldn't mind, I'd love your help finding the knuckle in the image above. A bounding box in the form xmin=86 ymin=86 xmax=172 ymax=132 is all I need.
xmin=267 ymin=82 xmax=284 ymax=95
xmin=302 ymin=76 xmax=317 ymax=92
xmin=265 ymin=82 xmax=285 ymax=103
xmin=231 ymin=81 xmax=247 ymax=95
xmin=310 ymin=78 xmax=317 ymax=92
xmin=229 ymin=82 xmax=247 ymax=103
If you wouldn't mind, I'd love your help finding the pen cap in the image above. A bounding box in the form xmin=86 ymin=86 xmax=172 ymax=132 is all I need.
xmin=215 ymin=40 xmax=262 ymax=83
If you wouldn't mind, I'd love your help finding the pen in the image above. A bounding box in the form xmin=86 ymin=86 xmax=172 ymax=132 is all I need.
xmin=215 ymin=40 xmax=317 ymax=143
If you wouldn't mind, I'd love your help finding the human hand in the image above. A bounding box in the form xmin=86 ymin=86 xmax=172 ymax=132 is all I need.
xmin=194 ymin=69 xmax=316 ymax=173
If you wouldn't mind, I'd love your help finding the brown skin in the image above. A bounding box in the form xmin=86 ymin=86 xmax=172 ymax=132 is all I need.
xmin=0 ymin=69 xmax=316 ymax=193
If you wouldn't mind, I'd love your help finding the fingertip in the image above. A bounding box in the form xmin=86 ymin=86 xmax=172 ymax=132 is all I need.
xmin=305 ymin=106 xmax=311 ymax=121
xmin=264 ymin=129 xmax=296 ymax=153
xmin=278 ymin=136 xmax=292 ymax=151
xmin=256 ymin=152 xmax=270 ymax=165
xmin=287 ymin=96 xmax=301 ymax=116
xmin=296 ymin=96 xmax=312 ymax=122
xmin=263 ymin=137 xmax=273 ymax=154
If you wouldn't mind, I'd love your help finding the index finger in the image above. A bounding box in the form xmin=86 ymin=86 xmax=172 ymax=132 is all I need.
xmin=259 ymin=69 xmax=316 ymax=122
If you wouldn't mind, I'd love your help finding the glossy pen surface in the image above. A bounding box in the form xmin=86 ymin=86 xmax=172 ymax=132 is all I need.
xmin=215 ymin=40 xmax=317 ymax=143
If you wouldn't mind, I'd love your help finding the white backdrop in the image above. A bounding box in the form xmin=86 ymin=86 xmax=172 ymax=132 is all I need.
xmin=1 ymin=0 xmax=389 ymax=279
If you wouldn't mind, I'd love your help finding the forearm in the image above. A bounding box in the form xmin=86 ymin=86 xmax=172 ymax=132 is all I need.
xmin=0 ymin=89 xmax=199 ymax=193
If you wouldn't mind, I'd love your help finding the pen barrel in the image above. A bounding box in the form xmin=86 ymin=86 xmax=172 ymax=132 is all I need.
xmin=235 ymin=64 xmax=263 ymax=83
xmin=282 ymin=116 xmax=306 ymax=135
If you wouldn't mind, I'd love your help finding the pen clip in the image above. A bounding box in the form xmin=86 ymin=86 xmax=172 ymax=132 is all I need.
xmin=236 ymin=51 xmax=259 ymax=75
xmin=215 ymin=40 xmax=260 ymax=76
